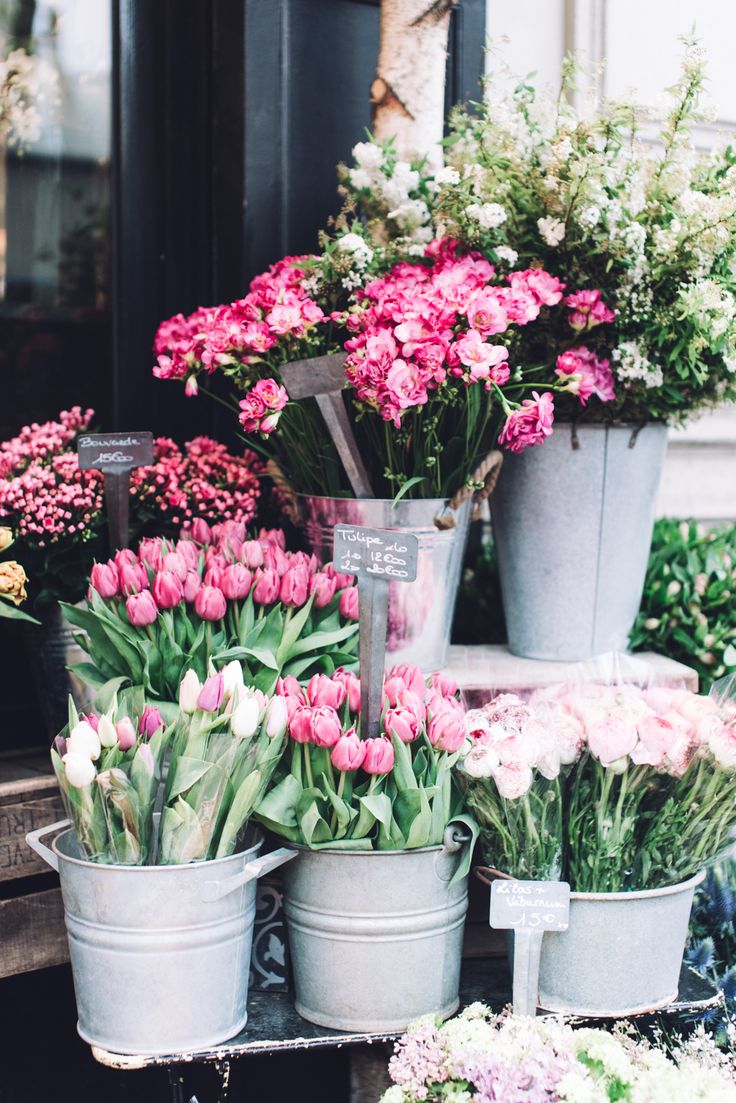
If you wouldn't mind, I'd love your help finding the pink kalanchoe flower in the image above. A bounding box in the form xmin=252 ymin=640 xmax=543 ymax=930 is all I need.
xmin=220 ymin=563 xmax=252 ymax=600
xmin=152 ymin=569 xmax=184 ymax=609
xmin=362 ymin=736 xmax=395 ymax=775
xmin=307 ymin=674 xmax=347 ymax=711
xmin=289 ymin=705 xmax=314 ymax=744
xmin=194 ymin=584 xmax=227 ymax=621
xmin=126 ymin=589 xmax=158 ymax=626
xmin=331 ymin=729 xmax=366 ymax=771
xmin=334 ymin=669 xmax=361 ymax=713
xmin=309 ymin=706 xmax=342 ymax=748
xmin=339 ymin=586 xmax=359 ymax=621
xmin=115 ymin=717 xmax=137 ymax=751
xmin=252 ymin=567 xmax=280 ymax=605
xmin=385 ymin=707 xmax=420 ymax=744
xmin=498 ymin=391 xmax=555 ymax=454
xmin=90 ymin=561 xmax=119 ymax=599
xmin=197 ymin=673 xmax=224 ymax=713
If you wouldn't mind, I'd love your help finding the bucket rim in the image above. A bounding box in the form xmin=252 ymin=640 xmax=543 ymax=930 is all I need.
xmin=286 ymin=840 xmax=450 ymax=858
xmin=294 ymin=492 xmax=466 ymax=509
xmin=475 ymin=865 xmax=705 ymax=899
xmin=51 ymin=828 xmax=263 ymax=872
xmin=546 ymin=420 xmax=668 ymax=431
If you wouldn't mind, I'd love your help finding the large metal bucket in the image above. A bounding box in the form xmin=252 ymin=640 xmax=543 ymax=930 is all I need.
xmin=282 ymin=830 xmax=470 ymax=1032
xmin=537 ymin=872 xmax=704 ymax=1016
xmin=491 ymin=423 xmax=668 ymax=660
xmin=297 ymin=495 xmax=472 ymax=671
xmin=26 ymin=820 xmax=295 ymax=1055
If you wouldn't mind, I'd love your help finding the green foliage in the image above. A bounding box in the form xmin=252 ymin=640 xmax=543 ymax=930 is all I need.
xmin=686 ymin=859 xmax=736 ymax=1041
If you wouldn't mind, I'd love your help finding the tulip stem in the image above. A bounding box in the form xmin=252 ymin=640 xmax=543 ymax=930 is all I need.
xmin=303 ymin=744 xmax=314 ymax=790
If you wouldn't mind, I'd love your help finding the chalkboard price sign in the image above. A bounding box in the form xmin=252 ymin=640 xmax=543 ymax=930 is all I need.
xmin=77 ymin=431 xmax=154 ymax=551
xmin=490 ymin=879 xmax=570 ymax=932
xmin=332 ymin=524 xmax=419 ymax=583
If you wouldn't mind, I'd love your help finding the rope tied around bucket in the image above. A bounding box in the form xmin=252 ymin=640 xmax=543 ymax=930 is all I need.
xmin=434 ymin=450 xmax=504 ymax=531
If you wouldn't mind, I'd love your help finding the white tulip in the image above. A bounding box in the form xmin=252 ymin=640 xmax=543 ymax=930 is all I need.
xmin=97 ymin=715 xmax=117 ymax=748
xmin=62 ymin=752 xmax=97 ymax=788
xmin=67 ymin=720 xmax=101 ymax=761
xmin=265 ymin=695 xmax=288 ymax=739
xmin=179 ymin=670 xmax=202 ymax=714
xmin=221 ymin=660 xmax=244 ymax=701
xmin=231 ymin=695 xmax=260 ymax=739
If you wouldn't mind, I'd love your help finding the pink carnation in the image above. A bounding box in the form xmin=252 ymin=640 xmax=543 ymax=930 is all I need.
xmin=498 ymin=392 xmax=555 ymax=454
xmin=564 ymin=289 xmax=615 ymax=331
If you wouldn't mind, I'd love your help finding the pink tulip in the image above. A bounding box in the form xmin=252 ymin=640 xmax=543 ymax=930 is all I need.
xmin=309 ymin=573 xmax=337 ymax=608
xmin=307 ymin=674 xmax=346 ymax=710
xmin=176 ymin=539 xmax=200 ymax=570
xmin=183 ymin=570 xmax=202 ymax=602
xmin=362 ymin=736 xmax=395 ymax=775
xmin=339 ymin=587 xmax=359 ymax=621
xmin=277 ymin=675 xmax=304 ymax=699
xmin=252 ymin=568 xmax=280 ymax=605
xmin=324 ymin=563 xmax=354 ymax=590
xmin=152 ymin=569 xmax=184 ymax=609
xmin=139 ymin=537 xmax=167 ymax=571
xmin=194 ymin=585 xmax=227 ymax=621
xmin=119 ymin=561 xmax=150 ymax=597
xmin=81 ymin=711 xmax=99 ymax=733
xmin=397 ymin=688 xmax=425 ymax=721
xmin=221 ymin=563 xmax=252 ymax=600
xmin=197 ymin=673 xmax=224 ymax=712
xmin=217 ymin=520 xmax=247 ymax=546
xmin=162 ymin=551 xmax=188 ymax=582
xmin=383 ymin=677 xmax=407 ymax=709
xmin=429 ymin=671 xmax=458 ymax=698
xmin=138 ymin=705 xmax=164 ymax=740
xmin=115 ymin=717 xmax=137 ymax=751
xmin=126 ymin=590 xmax=158 ymax=626
xmin=221 ymin=536 xmax=243 ymax=564
xmin=240 ymin=540 xmax=264 ymax=569
xmin=263 ymin=544 xmax=290 ymax=575
xmin=334 ymin=669 xmax=361 ymax=713
xmin=259 ymin=527 xmax=286 ymax=549
xmin=385 ymin=707 xmax=420 ymax=743
xmin=388 ymin=664 xmax=426 ymax=699
xmin=114 ymin=548 xmax=138 ymax=571
xmin=205 ymin=548 xmax=227 ymax=573
xmin=427 ymin=710 xmax=465 ymax=753
xmin=331 ymin=729 xmax=366 ymax=771
xmin=289 ymin=705 xmax=314 ymax=744
xmin=309 ymin=706 xmax=342 ymax=748
xmin=291 ymin=551 xmax=319 ymax=575
xmin=90 ymin=561 xmax=119 ymax=599
xmin=137 ymin=743 xmax=155 ymax=777
xmin=280 ymin=565 xmax=309 ymax=607
xmin=204 ymin=565 xmax=223 ymax=589
xmin=190 ymin=518 xmax=212 ymax=545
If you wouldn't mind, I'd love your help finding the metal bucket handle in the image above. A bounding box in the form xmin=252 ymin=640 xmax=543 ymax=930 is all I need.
xmin=25 ymin=818 xmax=71 ymax=872
xmin=435 ymin=826 xmax=472 ymax=884
xmin=201 ymin=847 xmax=297 ymax=902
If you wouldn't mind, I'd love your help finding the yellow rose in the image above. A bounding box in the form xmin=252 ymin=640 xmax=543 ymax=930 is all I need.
xmin=0 ymin=527 xmax=13 ymax=552
xmin=0 ymin=561 xmax=28 ymax=606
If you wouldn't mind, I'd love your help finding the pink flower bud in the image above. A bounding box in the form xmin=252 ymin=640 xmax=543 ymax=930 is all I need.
xmin=90 ymin=561 xmax=119 ymax=599
xmin=205 ymin=548 xmax=227 ymax=572
xmin=427 ymin=710 xmax=465 ymax=753
xmin=115 ymin=717 xmax=137 ymax=751
xmin=383 ymin=677 xmax=406 ymax=709
xmin=184 ymin=375 xmax=199 ymax=397
xmin=385 ymin=707 xmax=420 ymax=744
xmin=280 ymin=564 xmax=309 ymax=608
xmin=162 ymin=551 xmax=188 ymax=582
xmin=388 ymin=664 xmax=426 ymax=699
xmin=309 ymin=706 xmax=342 ymax=748
xmin=362 ymin=736 xmax=395 ymax=775
xmin=194 ymin=585 xmax=227 ymax=621
xmin=339 ymin=586 xmax=359 ymax=621
xmin=139 ymin=537 xmax=167 ymax=571
xmin=138 ymin=705 xmax=164 ymax=740
xmin=204 ymin=565 xmax=223 ymax=589
xmin=115 ymin=548 xmax=138 ymax=571
xmin=331 ymin=729 xmax=366 ymax=771
xmin=258 ymin=527 xmax=286 ymax=549
xmin=126 ymin=590 xmax=158 ymax=626
xmin=307 ymin=674 xmax=346 ymax=710
xmin=252 ymin=568 xmax=280 ymax=605
xmin=289 ymin=705 xmax=314 ymax=744
xmin=263 ymin=543 xmax=290 ymax=576
xmin=240 ymin=540 xmax=264 ymax=569
xmin=220 ymin=563 xmax=252 ymax=600
xmin=334 ymin=669 xmax=361 ymax=713
xmin=183 ymin=570 xmax=202 ymax=602
xmin=152 ymin=569 xmax=184 ymax=609
xmin=277 ymin=675 xmax=303 ymax=699
xmin=81 ymin=711 xmax=100 ymax=732
xmin=429 ymin=671 xmax=458 ymax=698
xmin=176 ymin=539 xmax=200 ymax=570
xmin=197 ymin=672 xmax=224 ymax=712
xmin=324 ymin=563 xmax=355 ymax=590
xmin=119 ymin=561 xmax=150 ymax=597
xmin=190 ymin=518 xmax=212 ymax=545
xmin=221 ymin=536 xmax=243 ymax=564
xmin=291 ymin=551 xmax=319 ymax=575
xmin=309 ymin=572 xmax=337 ymax=608
xmin=136 ymin=743 xmax=155 ymax=777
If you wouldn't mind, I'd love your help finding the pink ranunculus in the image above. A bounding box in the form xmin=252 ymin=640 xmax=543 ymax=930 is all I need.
xmin=280 ymin=564 xmax=309 ymax=607
xmin=162 ymin=551 xmax=188 ymax=582
xmin=194 ymin=584 xmax=227 ymax=621
xmin=631 ymin=715 xmax=675 ymax=767
xmin=309 ymin=706 xmax=342 ymax=748
xmin=152 ymin=569 xmax=184 ymax=609
xmin=307 ymin=674 xmax=346 ymax=710
xmin=587 ymin=714 xmax=638 ymax=767
xmin=90 ymin=561 xmax=119 ymax=599
xmin=334 ymin=669 xmax=361 ymax=713
xmin=220 ymin=563 xmax=252 ymax=600
xmin=309 ymin=572 xmax=337 ymax=608
xmin=183 ymin=570 xmax=202 ymax=602
xmin=498 ymin=391 xmax=555 ymax=454
xmin=494 ymin=760 xmax=533 ymax=799
xmin=138 ymin=705 xmax=164 ymax=740
xmin=240 ymin=540 xmax=264 ymax=569
xmin=385 ymin=707 xmax=420 ymax=743
xmin=289 ymin=705 xmax=314 ymax=744
xmin=331 ymin=729 xmax=366 ymax=771
xmin=702 ymin=718 xmax=736 ymax=769
xmin=362 ymin=736 xmax=395 ymax=775
xmin=252 ymin=568 xmax=280 ymax=605
xmin=339 ymin=586 xmax=359 ymax=621
xmin=126 ymin=589 xmax=158 ymax=626
xmin=197 ymin=673 xmax=224 ymax=713
xmin=190 ymin=518 xmax=212 ymax=545
xmin=115 ymin=717 xmax=137 ymax=751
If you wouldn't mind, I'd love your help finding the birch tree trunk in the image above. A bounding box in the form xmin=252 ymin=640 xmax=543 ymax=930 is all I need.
xmin=371 ymin=0 xmax=456 ymax=167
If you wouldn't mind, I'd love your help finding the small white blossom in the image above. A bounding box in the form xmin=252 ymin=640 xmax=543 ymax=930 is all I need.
xmin=351 ymin=140 xmax=383 ymax=170
xmin=537 ymin=216 xmax=566 ymax=246
xmin=349 ymin=166 xmax=372 ymax=191
xmin=495 ymin=245 xmax=518 ymax=265
xmin=466 ymin=202 xmax=507 ymax=230
xmin=336 ymin=232 xmax=373 ymax=265
xmin=612 ymin=341 xmax=663 ymax=388
xmin=434 ymin=166 xmax=460 ymax=186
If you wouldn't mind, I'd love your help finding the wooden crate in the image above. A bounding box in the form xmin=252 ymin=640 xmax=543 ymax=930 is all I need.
xmin=0 ymin=750 xmax=69 ymax=978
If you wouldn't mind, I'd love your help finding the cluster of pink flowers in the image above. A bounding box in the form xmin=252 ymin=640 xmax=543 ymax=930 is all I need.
xmin=237 ymin=378 xmax=289 ymax=436
xmin=152 ymin=256 xmax=326 ymax=389
xmin=0 ymin=450 xmax=104 ymax=547
xmin=0 ymin=407 xmax=93 ymax=479
xmin=462 ymin=682 xmax=736 ymax=798
xmin=277 ymin=664 xmax=465 ymax=775
xmin=565 ymin=288 xmax=616 ymax=331
xmin=130 ymin=436 xmax=262 ymax=526
xmin=555 ymin=346 xmax=615 ymax=404
xmin=88 ymin=519 xmax=358 ymax=627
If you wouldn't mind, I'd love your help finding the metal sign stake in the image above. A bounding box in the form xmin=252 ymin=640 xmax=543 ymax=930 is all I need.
xmin=103 ymin=468 xmax=132 ymax=554
xmin=78 ymin=431 xmax=154 ymax=551
xmin=357 ymin=574 xmax=389 ymax=740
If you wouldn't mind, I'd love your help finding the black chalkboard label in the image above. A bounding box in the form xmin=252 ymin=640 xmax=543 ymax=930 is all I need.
xmin=77 ymin=432 xmax=154 ymax=471
xmin=332 ymin=525 xmax=419 ymax=583
xmin=490 ymin=879 xmax=570 ymax=932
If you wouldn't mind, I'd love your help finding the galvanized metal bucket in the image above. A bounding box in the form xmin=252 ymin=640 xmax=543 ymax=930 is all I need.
xmin=490 ymin=423 xmax=668 ymax=660
xmin=537 ymin=872 xmax=704 ymax=1016
xmin=297 ymin=495 xmax=472 ymax=671
xmin=26 ymin=820 xmax=295 ymax=1055
xmin=282 ymin=829 xmax=470 ymax=1032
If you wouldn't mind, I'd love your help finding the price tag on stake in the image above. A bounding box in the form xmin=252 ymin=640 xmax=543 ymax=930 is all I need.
xmin=490 ymin=879 xmax=570 ymax=1017
xmin=77 ymin=431 xmax=154 ymax=551
xmin=332 ymin=524 xmax=419 ymax=739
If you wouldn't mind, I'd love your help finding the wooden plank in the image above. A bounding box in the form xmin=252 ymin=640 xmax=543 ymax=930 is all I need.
xmin=0 ymin=773 xmax=64 ymax=882
xmin=0 ymin=887 xmax=69 ymax=979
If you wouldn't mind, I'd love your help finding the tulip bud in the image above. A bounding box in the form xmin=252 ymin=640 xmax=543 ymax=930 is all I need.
xmin=81 ymin=712 xmax=100 ymax=733
xmin=289 ymin=705 xmax=314 ymax=744
xmin=96 ymin=766 xmax=127 ymax=792
xmin=183 ymin=570 xmax=202 ymax=603
xmin=138 ymin=705 xmax=164 ymax=740
xmin=263 ymin=544 xmax=290 ymax=576
xmin=277 ymin=675 xmax=303 ymax=699
xmin=98 ymin=715 xmax=118 ymax=748
xmin=309 ymin=572 xmax=337 ymax=608
xmin=240 ymin=540 xmax=264 ymax=569
xmin=428 ymin=710 xmax=465 ymax=753
xmin=204 ymin=565 xmax=223 ymax=589
xmin=194 ymin=585 xmax=227 ymax=621
xmin=116 ymin=717 xmax=137 ymax=751
xmin=388 ymin=664 xmax=426 ymax=699
xmin=385 ymin=707 xmax=420 ymax=744
xmin=62 ymin=752 xmax=97 ymax=788
xmin=179 ymin=670 xmax=202 ymax=713
xmin=0 ymin=526 xmax=13 ymax=552
xmin=307 ymin=674 xmax=346 ymax=710
xmin=252 ymin=568 xmax=280 ymax=605
xmin=220 ymin=563 xmax=252 ymax=600
xmin=176 ymin=539 xmax=200 ymax=570
xmin=126 ymin=589 xmax=158 ymax=626
xmin=362 ymin=736 xmax=394 ymax=775
xmin=119 ymin=561 xmax=150 ymax=597
xmin=265 ymin=695 xmax=289 ymax=739
xmin=162 ymin=551 xmax=188 ymax=582
xmin=139 ymin=538 xmax=167 ymax=571
xmin=197 ymin=673 xmax=224 ymax=713
xmin=114 ymin=548 xmax=138 ymax=571
xmin=90 ymin=561 xmax=119 ymax=600
xmin=136 ymin=743 xmax=155 ymax=777
xmin=231 ymin=694 xmax=261 ymax=738
xmin=221 ymin=660 xmax=245 ymax=702
xmin=184 ymin=375 xmax=199 ymax=397
xmin=190 ymin=518 xmax=212 ymax=545
xmin=331 ymin=729 xmax=366 ymax=771
xmin=324 ymin=563 xmax=355 ymax=590
xmin=429 ymin=671 xmax=458 ymax=698
xmin=259 ymin=527 xmax=286 ymax=549
xmin=279 ymin=564 xmax=309 ymax=607
xmin=338 ymin=586 xmax=359 ymax=621
xmin=153 ymin=569 xmax=184 ymax=609
xmin=67 ymin=720 xmax=101 ymax=760
xmin=309 ymin=706 xmax=342 ymax=748
xmin=334 ymin=669 xmax=361 ymax=713
xmin=383 ymin=677 xmax=406 ymax=709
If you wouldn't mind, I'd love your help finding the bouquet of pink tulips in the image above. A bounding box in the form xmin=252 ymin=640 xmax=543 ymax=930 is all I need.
xmin=62 ymin=520 xmax=359 ymax=706
xmin=256 ymin=664 xmax=476 ymax=852
xmin=51 ymin=691 xmax=170 ymax=864
xmin=460 ymin=679 xmax=736 ymax=891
